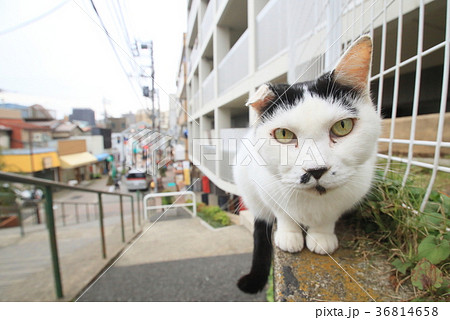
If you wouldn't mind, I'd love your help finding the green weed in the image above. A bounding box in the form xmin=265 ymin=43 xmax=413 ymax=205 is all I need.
xmin=359 ymin=161 xmax=450 ymax=300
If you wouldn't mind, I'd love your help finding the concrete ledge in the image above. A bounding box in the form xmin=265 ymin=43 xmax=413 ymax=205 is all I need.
xmin=273 ymin=218 xmax=416 ymax=302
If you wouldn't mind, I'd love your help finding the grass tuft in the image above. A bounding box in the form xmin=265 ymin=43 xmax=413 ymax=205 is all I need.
xmin=358 ymin=160 xmax=449 ymax=301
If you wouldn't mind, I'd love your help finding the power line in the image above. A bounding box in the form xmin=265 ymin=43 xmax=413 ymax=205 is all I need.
xmin=85 ymin=0 xmax=145 ymax=110
xmin=0 ymin=0 xmax=70 ymax=36
xmin=73 ymin=0 xmax=199 ymax=126
xmin=113 ymin=0 xmax=132 ymax=48
xmin=104 ymin=0 xmax=141 ymax=83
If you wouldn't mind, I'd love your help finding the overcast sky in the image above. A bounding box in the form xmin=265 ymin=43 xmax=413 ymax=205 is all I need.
xmin=0 ymin=0 xmax=187 ymax=119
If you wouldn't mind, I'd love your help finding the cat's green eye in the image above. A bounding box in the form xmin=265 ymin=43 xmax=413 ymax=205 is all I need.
xmin=331 ymin=118 xmax=354 ymax=137
xmin=273 ymin=128 xmax=297 ymax=144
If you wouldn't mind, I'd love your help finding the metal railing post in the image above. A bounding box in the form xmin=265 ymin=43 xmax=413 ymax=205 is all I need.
xmin=119 ymin=195 xmax=125 ymax=243
xmin=137 ymin=191 xmax=141 ymax=226
xmin=98 ymin=193 xmax=107 ymax=259
xmin=61 ymin=203 xmax=66 ymax=226
xmin=75 ymin=203 xmax=79 ymax=224
xmin=17 ymin=207 xmax=24 ymax=237
xmin=43 ymin=186 xmax=63 ymax=298
xmin=86 ymin=204 xmax=90 ymax=221
xmin=131 ymin=196 xmax=136 ymax=233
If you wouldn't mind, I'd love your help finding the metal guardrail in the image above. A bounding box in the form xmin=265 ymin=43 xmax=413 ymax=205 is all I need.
xmin=143 ymin=191 xmax=196 ymax=220
xmin=0 ymin=171 xmax=137 ymax=299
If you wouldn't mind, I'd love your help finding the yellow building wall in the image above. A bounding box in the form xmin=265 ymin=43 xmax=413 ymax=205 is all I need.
xmin=0 ymin=152 xmax=60 ymax=173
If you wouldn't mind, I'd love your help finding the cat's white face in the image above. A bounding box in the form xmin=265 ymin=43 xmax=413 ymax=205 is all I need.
xmin=253 ymin=93 xmax=380 ymax=196
xmin=245 ymin=36 xmax=380 ymax=197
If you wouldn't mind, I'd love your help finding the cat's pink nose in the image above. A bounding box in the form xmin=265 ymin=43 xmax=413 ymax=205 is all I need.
xmin=306 ymin=167 xmax=328 ymax=180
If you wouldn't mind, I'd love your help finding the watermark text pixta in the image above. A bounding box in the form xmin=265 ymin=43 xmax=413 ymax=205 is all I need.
xmin=192 ymin=138 xmax=325 ymax=167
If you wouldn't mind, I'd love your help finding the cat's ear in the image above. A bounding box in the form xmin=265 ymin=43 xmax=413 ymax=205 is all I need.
xmin=333 ymin=35 xmax=372 ymax=92
xmin=246 ymin=84 xmax=275 ymax=113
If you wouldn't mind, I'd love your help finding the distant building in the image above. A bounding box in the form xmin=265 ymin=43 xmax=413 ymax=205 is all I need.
xmin=27 ymin=104 xmax=54 ymax=121
xmin=52 ymin=122 xmax=84 ymax=139
xmin=69 ymin=108 xmax=95 ymax=126
xmin=159 ymin=110 xmax=169 ymax=131
xmin=108 ymin=117 xmax=128 ymax=133
xmin=0 ymin=109 xmax=52 ymax=149
xmin=0 ymin=103 xmax=28 ymax=118
xmin=135 ymin=109 xmax=152 ymax=126
xmin=0 ymin=125 xmax=12 ymax=149
xmin=91 ymin=127 xmax=112 ymax=149
xmin=121 ymin=112 xmax=136 ymax=126
xmin=0 ymin=103 xmax=55 ymax=121
xmin=0 ymin=147 xmax=60 ymax=180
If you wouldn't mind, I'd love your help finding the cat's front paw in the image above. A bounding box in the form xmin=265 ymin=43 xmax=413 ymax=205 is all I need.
xmin=274 ymin=231 xmax=304 ymax=253
xmin=306 ymin=232 xmax=338 ymax=255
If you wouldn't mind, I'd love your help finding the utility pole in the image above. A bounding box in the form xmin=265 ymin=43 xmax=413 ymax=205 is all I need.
xmin=140 ymin=40 xmax=158 ymax=193
xmin=141 ymin=41 xmax=155 ymax=131
xmin=103 ymin=97 xmax=109 ymax=128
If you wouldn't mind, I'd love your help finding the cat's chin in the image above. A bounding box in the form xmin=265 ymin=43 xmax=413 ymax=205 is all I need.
xmin=298 ymin=184 xmax=333 ymax=196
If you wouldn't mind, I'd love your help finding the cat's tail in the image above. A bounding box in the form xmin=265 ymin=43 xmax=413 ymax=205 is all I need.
xmin=237 ymin=219 xmax=273 ymax=294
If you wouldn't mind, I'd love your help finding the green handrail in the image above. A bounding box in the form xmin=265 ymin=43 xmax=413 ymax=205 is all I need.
xmin=0 ymin=171 xmax=137 ymax=299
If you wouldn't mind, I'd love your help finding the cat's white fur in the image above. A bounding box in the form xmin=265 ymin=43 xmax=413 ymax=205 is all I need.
xmin=234 ymin=37 xmax=381 ymax=255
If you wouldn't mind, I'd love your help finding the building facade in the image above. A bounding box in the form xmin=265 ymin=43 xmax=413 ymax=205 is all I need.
xmin=183 ymin=0 xmax=449 ymax=198
xmin=69 ymin=108 xmax=96 ymax=127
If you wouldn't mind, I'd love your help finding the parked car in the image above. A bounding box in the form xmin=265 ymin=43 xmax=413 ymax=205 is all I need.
xmin=125 ymin=170 xmax=149 ymax=192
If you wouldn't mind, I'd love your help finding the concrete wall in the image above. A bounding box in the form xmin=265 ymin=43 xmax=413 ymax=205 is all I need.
xmin=379 ymin=113 xmax=450 ymax=156
xmin=70 ymin=136 xmax=104 ymax=155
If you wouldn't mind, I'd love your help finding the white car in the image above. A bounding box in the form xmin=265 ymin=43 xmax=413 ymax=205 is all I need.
xmin=125 ymin=170 xmax=150 ymax=192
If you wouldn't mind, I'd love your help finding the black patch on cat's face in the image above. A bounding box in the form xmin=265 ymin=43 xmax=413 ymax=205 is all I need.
xmin=315 ymin=185 xmax=326 ymax=195
xmin=259 ymin=72 xmax=360 ymax=123
xmin=300 ymin=172 xmax=311 ymax=184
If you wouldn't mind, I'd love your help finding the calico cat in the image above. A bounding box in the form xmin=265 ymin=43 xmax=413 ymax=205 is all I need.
xmin=234 ymin=36 xmax=381 ymax=294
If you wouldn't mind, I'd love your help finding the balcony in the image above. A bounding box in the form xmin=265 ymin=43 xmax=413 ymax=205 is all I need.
xmin=187 ymin=0 xmax=199 ymax=39
xmin=217 ymin=128 xmax=248 ymax=183
xmin=176 ymin=67 xmax=186 ymax=98
xmin=192 ymin=91 xmax=200 ymax=114
xmin=256 ymin=0 xmax=288 ymax=67
xmin=218 ymin=30 xmax=249 ymax=94
xmin=200 ymin=0 xmax=215 ymax=46
xmin=189 ymin=45 xmax=200 ymax=74
xmin=201 ymin=71 xmax=215 ymax=106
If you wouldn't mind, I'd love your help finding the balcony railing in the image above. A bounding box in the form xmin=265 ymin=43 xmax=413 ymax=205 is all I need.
xmin=200 ymin=144 xmax=217 ymax=174
xmin=218 ymin=30 xmax=249 ymax=94
xmin=189 ymin=45 xmax=199 ymax=74
xmin=217 ymin=128 xmax=248 ymax=184
xmin=187 ymin=0 xmax=199 ymax=38
xmin=176 ymin=66 xmax=186 ymax=98
xmin=201 ymin=70 xmax=215 ymax=106
xmin=200 ymin=0 xmax=215 ymax=46
xmin=192 ymin=91 xmax=200 ymax=114
xmin=256 ymin=0 xmax=288 ymax=67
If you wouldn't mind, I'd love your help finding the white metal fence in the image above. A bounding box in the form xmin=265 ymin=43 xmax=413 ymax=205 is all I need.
xmin=143 ymin=191 xmax=197 ymax=221
xmin=286 ymin=0 xmax=449 ymax=210
xmin=187 ymin=0 xmax=448 ymax=210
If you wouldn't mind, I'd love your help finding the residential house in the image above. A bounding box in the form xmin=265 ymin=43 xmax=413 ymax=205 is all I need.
xmin=0 ymin=108 xmax=52 ymax=149
xmin=0 ymin=125 xmax=12 ymax=149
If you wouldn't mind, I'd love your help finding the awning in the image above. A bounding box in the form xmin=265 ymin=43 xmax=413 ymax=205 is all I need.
xmin=95 ymin=153 xmax=110 ymax=161
xmin=59 ymin=152 xmax=97 ymax=169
